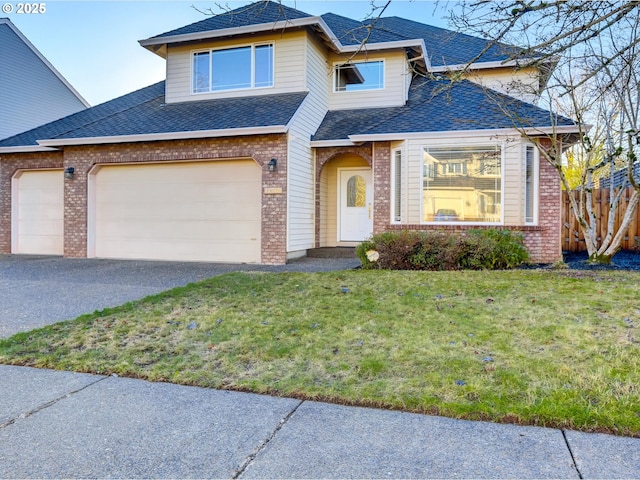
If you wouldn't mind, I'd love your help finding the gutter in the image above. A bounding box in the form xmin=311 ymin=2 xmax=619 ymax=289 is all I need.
xmin=36 ymin=125 xmax=289 ymax=148
xmin=311 ymin=125 xmax=581 ymax=146
xmin=0 ymin=145 xmax=59 ymax=154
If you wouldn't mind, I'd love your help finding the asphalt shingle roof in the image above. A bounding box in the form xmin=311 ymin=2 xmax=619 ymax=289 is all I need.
xmin=148 ymin=1 xmax=515 ymax=67
xmin=0 ymin=2 xmax=567 ymax=148
xmin=312 ymin=77 xmax=576 ymax=141
xmin=0 ymin=82 xmax=307 ymax=147
xmin=373 ymin=17 xmax=516 ymax=67
xmin=0 ymin=82 xmax=164 ymax=147
xmin=152 ymin=1 xmax=312 ymax=39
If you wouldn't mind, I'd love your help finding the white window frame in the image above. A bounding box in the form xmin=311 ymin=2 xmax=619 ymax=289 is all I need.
xmin=333 ymin=59 xmax=385 ymax=93
xmin=420 ymin=143 xmax=505 ymax=226
xmin=524 ymin=143 xmax=539 ymax=225
xmin=391 ymin=147 xmax=404 ymax=223
xmin=191 ymin=42 xmax=275 ymax=95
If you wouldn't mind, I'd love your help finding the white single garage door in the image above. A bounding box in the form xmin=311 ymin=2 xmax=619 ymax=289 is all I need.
xmin=92 ymin=160 xmax=262 ymax=263
xmin=12 ymin=169 xmax=64 ymax=255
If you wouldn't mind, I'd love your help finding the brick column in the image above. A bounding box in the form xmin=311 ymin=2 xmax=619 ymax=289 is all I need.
xmin=536 ymin=152 xmax=563 ymax=263
xmin=372 ymin=142 xmax=391 ymax=234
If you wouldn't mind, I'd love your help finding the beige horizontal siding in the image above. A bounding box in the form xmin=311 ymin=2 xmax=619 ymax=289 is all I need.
xmin=327 ymin=50 xmax=409 ymax=110
xmin=286 ymin=33 xmax=329 ymax=252
xmin=166 ymin=30 xmax=307 ymax=103
xmin=464 ymin=67 xmax=540 ymax=104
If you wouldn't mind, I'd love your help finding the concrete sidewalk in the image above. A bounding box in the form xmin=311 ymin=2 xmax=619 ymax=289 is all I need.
xmin=1 ymin=365 xmax=638 ymax=479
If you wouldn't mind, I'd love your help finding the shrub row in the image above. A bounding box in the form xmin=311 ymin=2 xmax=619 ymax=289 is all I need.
xmin=356 ymin=229 xmax=529 ymax=270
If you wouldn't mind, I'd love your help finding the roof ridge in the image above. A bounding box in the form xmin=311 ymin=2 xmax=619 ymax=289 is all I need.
xmin=150 ymin=0 xmax=312 ymax=40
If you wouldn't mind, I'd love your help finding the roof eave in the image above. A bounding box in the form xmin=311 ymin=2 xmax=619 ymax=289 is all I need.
xmin=310 ymin=139 xmax=357 ymax=147
xmin=430 ymin=56 xmax=552 ymax=73
xmin=139 ymin=15 xmax=426 ymax=59
xmin=139 ymin=16 xmax=338 ymax=50
xmin=37 ymin=125 xmax=289 ymax=148
xmin=347 ymin=125 xmax=580 ymax=142
xmin=341 ymin=38 xmax=426 ymax=55
xmin=0 ymin=145 xmax=60 ymax=154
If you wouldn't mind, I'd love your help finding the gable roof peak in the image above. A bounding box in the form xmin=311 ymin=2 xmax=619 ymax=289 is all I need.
xmin=149 ymin=0 xmax=313 ymax=40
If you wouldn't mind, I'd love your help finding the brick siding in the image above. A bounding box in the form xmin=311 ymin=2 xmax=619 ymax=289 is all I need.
xmin=0 ymin=151 xmax=63 ymax=253
xmin=316 ymin=141 xmax=562 ymax=264
xmin=1 ymin=135 xmax=289 ymax=264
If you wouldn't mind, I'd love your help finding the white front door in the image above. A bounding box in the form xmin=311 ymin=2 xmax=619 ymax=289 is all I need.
xmin=339 ymin=169 xmax=373 ymax=242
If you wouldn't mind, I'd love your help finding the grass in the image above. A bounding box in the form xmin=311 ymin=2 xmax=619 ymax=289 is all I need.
xmin=1 ymin=269 xmax=640 ymax=436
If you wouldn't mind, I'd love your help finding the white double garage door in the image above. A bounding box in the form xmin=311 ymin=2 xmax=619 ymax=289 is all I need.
xmin=12 ymin=160 xmax=262 ymax=263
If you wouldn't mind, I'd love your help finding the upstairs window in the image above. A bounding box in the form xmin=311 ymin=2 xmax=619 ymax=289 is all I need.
xmin=193 ymin=44 xmax=274 ymax=94
xmin=334 ymin=60 xmax=384 ymax=92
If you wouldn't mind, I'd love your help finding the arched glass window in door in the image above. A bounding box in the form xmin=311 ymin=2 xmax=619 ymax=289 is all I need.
xmin=347 ymin=175 xmax=366 ymax=207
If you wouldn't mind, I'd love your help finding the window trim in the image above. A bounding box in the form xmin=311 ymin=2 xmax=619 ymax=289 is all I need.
xmin=190 ymin=42 xmax=275 ymax=95
xmin=420 ymin=143 xmax=505 ymax=226
xmin=524 ymin=143 xmax=539 ymax=225
xmin=332 ymin=59 xmax=385 ymax=93
xmin=391 ymin=147 xmax=404 ymax=223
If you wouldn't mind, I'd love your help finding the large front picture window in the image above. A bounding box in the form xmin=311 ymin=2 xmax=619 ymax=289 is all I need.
xmin=192 ymin=44 xmax=274 ymax=93
xmin=422 ymin=146 xmax=502 ymax=223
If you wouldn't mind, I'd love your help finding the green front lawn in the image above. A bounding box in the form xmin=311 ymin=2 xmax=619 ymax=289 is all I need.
xmin=1 ymin=269 xmax=639 ymax=436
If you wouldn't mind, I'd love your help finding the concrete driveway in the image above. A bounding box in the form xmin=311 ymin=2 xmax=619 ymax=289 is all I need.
xmin=0 ymin=254 xmax=359 ymax=338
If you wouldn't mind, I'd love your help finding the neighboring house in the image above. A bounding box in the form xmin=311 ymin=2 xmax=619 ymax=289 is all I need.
xmin=0 ymin=18 xmax=89 ymax=140
xmin=598 ymin=162 xmax=640 ymax=189
xmin=0 ymin=1 xmax=578 ymax=264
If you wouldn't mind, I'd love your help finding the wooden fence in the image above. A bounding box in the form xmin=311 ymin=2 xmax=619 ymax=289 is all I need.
xmin=562 ymin=187 xmax=640 ymax=252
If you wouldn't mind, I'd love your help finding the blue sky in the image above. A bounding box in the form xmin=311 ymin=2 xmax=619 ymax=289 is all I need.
xmin=4 ymin=1 xmax=451 ymax=105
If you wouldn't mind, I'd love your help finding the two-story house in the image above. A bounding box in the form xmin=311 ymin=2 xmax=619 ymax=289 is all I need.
xmin=0 ymin=1 xmax=577 ymax=264
xmin=0 ymin=18 xmax=89 ymax=140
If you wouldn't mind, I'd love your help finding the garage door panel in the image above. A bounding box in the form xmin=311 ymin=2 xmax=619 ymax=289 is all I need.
xmin=97 ymin=238 xmax=259 ymax=263
xmin=18 ymin=234 xmax=64 ymax=254
xmin=13 ymin=170 xmax=64 ymax=255
xmin=17 ymin=219 xmax=63 ymax=236
xmin=93 ymin=161 xmax=261 ymax=263
xmin=97 ymin=219 xmax=259 ymax=239
xmin=98 ymin=183 xmax=257 ymax=205
xmin=97 ymin=200 xmax=259 ymax=222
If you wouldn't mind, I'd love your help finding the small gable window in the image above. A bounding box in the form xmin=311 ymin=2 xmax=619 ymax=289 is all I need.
xmin=192 ymin=43 xmax=274 ymax=94
xmin=334 ymin=60 xmax=384 ymax=92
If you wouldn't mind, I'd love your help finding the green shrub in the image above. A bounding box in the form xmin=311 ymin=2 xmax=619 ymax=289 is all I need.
xmin=459 ymin=229 xmax=529 ymax=270
xmin=357 ymin=229 xmax=529 ymax=270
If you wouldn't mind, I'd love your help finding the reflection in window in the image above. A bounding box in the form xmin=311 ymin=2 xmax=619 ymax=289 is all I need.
xmin=211 ymin=46 xmax=252 ymax=91
xmin=335 ymin=61 xmax=384 ymax=92
xmin=525 ymin=145 xmax=536 ymax=223
xmin=422 ymin=146 xmax=502 ymax=223
xmin=192 ymin=44 xmax=274 ymax=93
xmin=347 ymin=175 xmax=366 ymax=207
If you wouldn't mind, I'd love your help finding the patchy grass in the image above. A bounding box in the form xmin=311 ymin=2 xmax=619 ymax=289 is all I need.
xmin=1 ymin=269 xmax=640 ymax=436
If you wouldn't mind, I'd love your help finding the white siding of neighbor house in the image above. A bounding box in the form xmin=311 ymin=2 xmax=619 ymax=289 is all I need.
xmin=0 ymin=20 xmax=87 ymax=140
xmin=165 ymin=30 xmax=308 ymax=103
xmin=403 ymin=134 xmax=527 ymax=226
xmin=327 ymin=50 xmax=409 ymax=110
xmin=286 ymin=33 xmax=329 ymax=255
xmin=464 ymin=67 xmax=541 ymax=105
